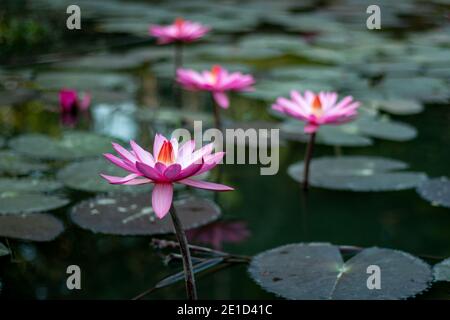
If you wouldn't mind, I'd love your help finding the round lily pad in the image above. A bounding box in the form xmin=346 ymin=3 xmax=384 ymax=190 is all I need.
xmin=70 ymin=194 xmax=221 ymax=236
xmin=9 ymin=132 xmax=117 ymax=160
xmin=249 ymin=243 xmax=432 ymax=300
xmin=57 ymin=158 xmax=148 ymax=193
xmin=134 ymin=107 xmax=213 ymax=126
xmin=416 ymin=177 xmax=450 ymax=208
xmin=288 ymin=156 xmax=427 ymax=192
xmin=433 ymin=258 xmax=450 ymax=282
xmin=0 ymin=213 xmax=64 ymax=241
xmin=369 ymin=99 xmax=424 ymax=115
xmin=0 ymin=192 xmax=69 ymax=214
xmin=0 ymin=178 xmax=63 ymax=193
xmin=0 ymin=151 xmax=49 ymax=175
xmin=354 ymin=117 xmax=417 ymax=142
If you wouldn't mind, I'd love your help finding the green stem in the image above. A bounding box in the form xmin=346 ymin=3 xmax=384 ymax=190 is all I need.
xmin=303 ymin=132 xmax=316 ymax=191
xmin=169 ymin=204 xmax=198 ymax=300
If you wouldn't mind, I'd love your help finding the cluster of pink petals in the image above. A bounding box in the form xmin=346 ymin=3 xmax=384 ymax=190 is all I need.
xmin=101 ymin=134 xmax=233 ymax=219
xmin=149 ymin=18 xmax=210 ymax=44
xmin=177 ymin=65 xmax=255 ymax=109
xmin=59 ymin=88 xmax=91 ymax=113
xmin=272 ymin=90 xmax=360 ymax=133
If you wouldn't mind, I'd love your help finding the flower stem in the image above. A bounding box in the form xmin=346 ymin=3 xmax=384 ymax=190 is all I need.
xmin=169 ymin=204 xmax=198 ymax=300
xmin=213 ymin=102 xmax=222 ymax=130
xmin=303 ymin=132 xmax=316 ymax=191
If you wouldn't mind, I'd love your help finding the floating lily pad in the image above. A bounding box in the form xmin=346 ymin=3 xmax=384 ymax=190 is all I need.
xmin=0 ymin=151 xmax=49 ymax=175
xmin=0 ymin=192 xmax=69 ymax=214
xmin=416 ymin=177 xmax=450 ymax=208
xmin=70 ymin=194 xmax=221 ymax=236
xmin=0 ymin=242 xmax=9 ymax=256
xmin=134 ymin=107 xmax=213 ymax=126
xmin=57 ymin=158 xmax=148 ymax=193
xmin=0 ymin=213 xmax=64 ymax=241
xmin=288 ymin=156 xmax=427 ymax=192
xmin=0 ymin=178 xmax=63 ymax=193
xmin=35 ymin=71 xmax=137 ymax=93
xmin=354 ymin=117 xmax=417 ymax=142
xmin=369 ymin=99 xmax=424 ymax=115
xmin=249 ymin=243 xmax=432 ymax=300
xmin=281 ymin=121 xmax=372 ymax=147
xmin=433 ymin=258 xmax=450 ymax=282
xmin=0 ymin=88 xmax=37 ymax=106
xmin=10 ymin=132 xmax=117 ymax=160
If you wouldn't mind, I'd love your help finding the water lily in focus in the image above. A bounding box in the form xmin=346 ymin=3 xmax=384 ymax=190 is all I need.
xmin=177 ymin=65 xmax=255 ymax=127
xmin=272 ymin=90 xmax=360 ymax=190
xmin=59 ymin=88 xmax=91 ymax=126
xmin=101 ymin=133 xmax=233 ymax=219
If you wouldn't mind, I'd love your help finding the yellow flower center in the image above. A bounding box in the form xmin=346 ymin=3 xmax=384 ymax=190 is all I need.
xmin=311 ymin=95 xmax=323 ymax=117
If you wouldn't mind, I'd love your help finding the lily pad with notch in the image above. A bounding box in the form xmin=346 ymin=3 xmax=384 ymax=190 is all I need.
xmin=416 ymin=177 xmax=450 ymax=208
xmin=288 ymin=156 xmax=427 ymax=192
xmin=0 ymin=213 xmax=64 ymax=241
xmin=9 ymin=131 xmax=118 ymax=160
xmin=70 ymin=194 xmax=221 ymax=236
xmin=249 ymin=243 xmax=432 ymax=300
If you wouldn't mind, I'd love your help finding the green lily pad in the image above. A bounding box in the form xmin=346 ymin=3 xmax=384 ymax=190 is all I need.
xmin=0 ymin=213 xmax=64 ymax=241
xmin=249 ymin=243 xmax=432 ymax=300
xmin=151 ymin=61 xmax=251 ymax=79
xmin=0 ymin=178 xmax=63 ymax=193
xmin=433 ymin=258 xmax=450 ymax=282
xmin=288 ymin=156 xmax=427 ymax=192
xmin=0 ymin=192 xmax=69 ymax=214
xmin=368 ymin=99 xmax=424 ymax=115
xmin=416 ymin=177 xmax=450 ymax=208
xmin=70 ymin=194 xmax=221 ymax=236
xmin=0 ymin=242 xmax=9 ymax=256
xmin=35 ymin=71 xmax=137 ymax=93
xmin=281 ymin=121 xmax=373 ymax=147
xmin=10 ymin=131 xmax=117 ymax=160
xmin=354 ymin=117 xmax=417 ymax=142
xmin=0 ymin=151 xmax=49 ymax=175
xmin=377 ymin=77 xmax=450 ymax=103
xmin=57 ymin=158 xmax=148 ymax=193
xmin=133 ymin=107 xmax=213 ymax=126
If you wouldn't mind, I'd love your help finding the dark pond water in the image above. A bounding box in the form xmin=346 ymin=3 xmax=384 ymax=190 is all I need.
xmin=1 ymin=0 xmax=450 ymax=299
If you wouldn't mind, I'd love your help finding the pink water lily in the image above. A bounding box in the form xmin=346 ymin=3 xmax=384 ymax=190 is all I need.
xmin=177 ymin=65 xmax=255 ymax=109
xmin=272 ymin=90 xmax=360 ymax=133
xmin=101 ymin=134 xmax=233 ymax=219
xmin=59 ymin=88 xmax=91 ymax=126
xmin=149 ymin=18 xmax=210 ymax=44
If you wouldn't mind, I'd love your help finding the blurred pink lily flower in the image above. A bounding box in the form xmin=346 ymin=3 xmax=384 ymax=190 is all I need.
xmin=186 ymin=220 xmax=250 ymax=250
xmin=149 ymin=18 xmax=210 ymax=44
xmin=272 ymin=90 xmax=360 ymax=133
xmin=177 ymin=65 xmax=255 ymax=109
xmin=59 ymin=88 xmax=91 ymax=126
xmin=101 ymin=134 xmax=233 ymax=219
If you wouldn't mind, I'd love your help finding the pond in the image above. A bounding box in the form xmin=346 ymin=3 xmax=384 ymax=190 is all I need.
xmin=1 ymin=0 xmax=450 ymax=300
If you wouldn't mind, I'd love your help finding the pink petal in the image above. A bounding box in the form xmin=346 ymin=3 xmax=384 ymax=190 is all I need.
xmin=304 ymin=123 xmax=319 ymax=133
xmin=174 ymin=160 xmax=203 ymax=181
xmin=100 ymin=173 xmax=139 ymax=185
xmin=153 ymin=134 xmax=167 ymax=158
xmin=152 ymin=183 xmax=173 ymax=219
xmin=112 ymin=142 xmax=136 ymax=164
xmin=213 ymin=91 xmax=229 ymax=109
xmin=164 ymin=163 xmax=182 ymax=180
xmin=135 ymin=162 xmax=164 ymax=181
xmin=178 ymin=178 xmax=234 ymax=191
xmin=130 ymin=140 xmax=155 ymax=166
xmin=103 ymin=153 xmax=135 ymax=172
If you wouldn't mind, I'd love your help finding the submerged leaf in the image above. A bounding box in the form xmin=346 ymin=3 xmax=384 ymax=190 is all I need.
xmin=288 ymin=156 xmax=427 ymax=191
xmin=417 ymin=177 xmax=450 ymax=208
xmin=249 ymin=243 xmax=432 ymax=300
xmin=70 ymin=194 xmax=221 ymax=235
xmin=0 ymin=213 xmax=64 ymax=241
